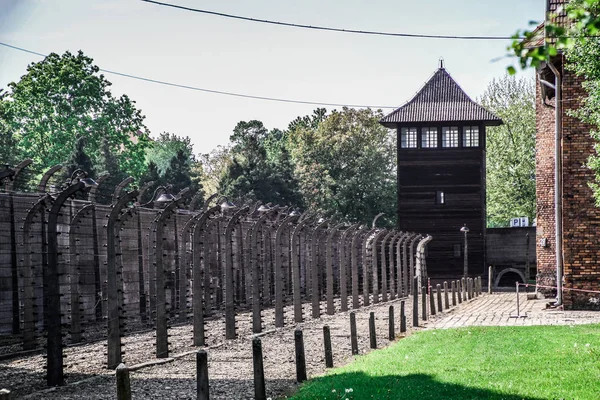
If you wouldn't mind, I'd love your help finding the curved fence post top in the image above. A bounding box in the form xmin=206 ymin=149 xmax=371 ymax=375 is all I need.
xmin=224 ymin=206 xmax=250 ymax=234
xmin=188 ymin=190 xmax=204 ymax=211
xmin=70 ymin=203 xmax=96 ymax=226
xmin=371 ymin=212 xmax=385 ymax=229
xmin=201 ymin=193 xmax=220 ymax=213
xmin=38 ymin=164 xmax=62 ymax=193
xmin=5 ymin=158 xmax=32 ymax=191
xmin=112 ymin=176 xmax=134 ymax=204
xmin=135 ymin=180 xmax=154 ymax=205
xmin=110 ymin=190 xmax=139 ymax=221
xmin=88 ymin=173 xmax=110 ymax=203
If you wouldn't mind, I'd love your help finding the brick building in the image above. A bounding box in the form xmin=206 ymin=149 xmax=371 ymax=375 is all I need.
xmin=531 ymin=0 xmax=600 ymax=308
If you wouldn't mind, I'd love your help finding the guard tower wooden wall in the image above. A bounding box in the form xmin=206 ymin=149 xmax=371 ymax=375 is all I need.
xmin=380 ymin=63 xmax=502 ymax=279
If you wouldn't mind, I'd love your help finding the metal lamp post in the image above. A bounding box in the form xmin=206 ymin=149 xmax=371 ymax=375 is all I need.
xmin=46 ymin=171 xmax=97 ymax=386
xmin=460 ymin=224 xmax=469 ymax=279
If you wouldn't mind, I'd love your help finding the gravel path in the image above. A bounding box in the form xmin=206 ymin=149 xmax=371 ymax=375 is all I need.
xmin=2 ymin=292 xmax=480 ymax=399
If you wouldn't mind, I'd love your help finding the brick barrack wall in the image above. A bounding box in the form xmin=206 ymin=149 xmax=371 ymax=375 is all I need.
xmin=536 ymin=57 xmax=600 ymax=309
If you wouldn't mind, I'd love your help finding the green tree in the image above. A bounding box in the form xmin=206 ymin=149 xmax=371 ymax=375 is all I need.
xmin=219 ymin=120 xmax=302 ymax=206
xmin=145 ymin=132 xmax=194 ymax=175
xmin=287 ymin=107 xmax=396 ymax=225
xmin=0 ymin=50 xmax=150 ymax=178
xmin=197 ymin=145 xmax=233 ymax=196
xmin=481 ymin=75 xmax=536 ymax=227
xmin=510 ymin=1 xmax=600 ymax=203
xmin=64 ymin=137 xmax=95 ymax=180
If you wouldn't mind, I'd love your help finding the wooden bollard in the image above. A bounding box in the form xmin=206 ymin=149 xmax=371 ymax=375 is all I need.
xmin=462 ymin=278 xmax=467 ymax=302
xmin=400 ymin=300 xmax=406 ymax=333
xmin=252 ymin=337 xmax=266 ymax=400
xmin=116 ymin=363 xmax=131 ymax=400
xmin=197 ymin=350 xmax=209 ymax=400
xmin=369 ymin=312 xmax=377 ymax=349
xmin=443 ymin=281 xmax=449 ymax=309
xmin=436 ymin=284 xmax=443 ymax=313
xmin=350 ymin=312 xmax=359 ymax=355
xmin=0 ymin=389 xmax=11 ymax=400
xmin=457 ymin=280 xmax=462 ymax=304
xmin=412 ymin=277 xmax=419 ymax=327
xmin=388 ymin=306 xmax=395 ymax=341
xmin=488 ymin=266 xmax=493 ymax=294
xmin=323 ymin=325 xmax=334 ymax=368
xmin=429 ymin=286 xmax=436 ymax=316
xmin=421 ymin=286 xmax=428 ymax=321
xmin=294 ymin=328 xmax=307 ymax=382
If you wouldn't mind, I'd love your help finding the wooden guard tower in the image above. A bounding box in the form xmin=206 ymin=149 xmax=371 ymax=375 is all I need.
xmin=380 ymin=62 xmax=502 ymax=279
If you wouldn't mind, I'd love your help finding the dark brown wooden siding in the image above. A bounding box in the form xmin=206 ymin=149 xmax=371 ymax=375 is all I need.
xmin=396 ymin=126 xmax=487 ymax=279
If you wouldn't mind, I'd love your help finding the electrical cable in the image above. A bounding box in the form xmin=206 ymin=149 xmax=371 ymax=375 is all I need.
xmin=0 ymin=41 xmax=396 ymax=109
xmin=141 ymin=0 xmax=521 ymax=40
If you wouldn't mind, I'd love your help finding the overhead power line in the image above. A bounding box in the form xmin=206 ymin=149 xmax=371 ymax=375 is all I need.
xmin=0 ymin=41 xmax=396 ymax=109
xmin=141 ymin=0 xmax=521 ymax=40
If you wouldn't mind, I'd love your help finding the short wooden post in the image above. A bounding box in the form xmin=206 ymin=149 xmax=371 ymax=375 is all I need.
xmin=253 ymin=337 xmax=266 ymax=400
xmin=400 ymin=300 xmax=406 ymax=333
xmin=323 ymin=325 xmax=334 ymax=368
xmin=451 ymin=280 xmax=457 ymax=306
xmin=388 ymin=306 xmax=395 ymax=341
xmin=369 ymin=312 xmax=377 ymax=349
xmin=488 ymin=266 xmax=493 ymax=294
xmin=350 ymin=312 xmax=359 ymax=355
xmin=295 ymin=328 xmax=307 ymax=382
xmin=468 ymin=278 xmax=473 ymax=300
xmin=0 ymin=389 xmax=11 ymax=400
xmin=436 ymin=284 xmax=443 ymax=313
xmin=429 ymin=286 xmax=436 ymax=316
xmin=421 ymin=286 xmax=428 ymax=321
xmin=412 ymin=277 xmax=419 ymax=327
xmin=116 ymin=363 xmax=131 ymax=400
xmin=443 ymin=281 xmax=449 ymax=309
xmin=462 ymin=278 xmax=467 ymax=302
xmin=197 ymin=350 xmax=209 ymax=400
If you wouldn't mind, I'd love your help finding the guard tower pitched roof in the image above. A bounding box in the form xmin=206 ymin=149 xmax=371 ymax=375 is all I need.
xmin=380 ymin=65 xmax=502 ymax=128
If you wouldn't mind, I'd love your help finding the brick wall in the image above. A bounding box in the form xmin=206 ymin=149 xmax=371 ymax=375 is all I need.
xmin=535 ymin=69 xmax=557 ymax=294
xmin=536 ymin=57 xmax=600 ymax=309
xmin=561 ymin=65 xmax=600 ymax=309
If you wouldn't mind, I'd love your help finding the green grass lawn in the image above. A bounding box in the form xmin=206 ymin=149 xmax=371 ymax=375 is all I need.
xmin=288 ymin=325 xmax=600 ymax=400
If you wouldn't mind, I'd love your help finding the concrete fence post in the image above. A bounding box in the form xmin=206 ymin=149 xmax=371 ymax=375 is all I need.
xmin=197 ymin=350 xmax=209 ymax=400
xmin=429 ymin=286 xmax=436 ymax=316
xmin=412 ymin=277 xmax=419 ymax=327
xmin=116 ymin=363 xmax=132 ymax=400
xmin=252 ymin=337 xmax=266 ymax=400
xmin=443 ymin=281 xmax=449 ymax=309
xmin=294 ymin=328 xmax=307 ymax=382
xmin=388 ymin=305 xmax=395 ymax=340
xmin=369 ymin=312 xmax=377 ymax=349
xmin=323 ymin=325 xmax=334 ymax=368
xmin=400 ymin=300 xmax=407 ymax=333
xmin=350 ymin=312 xmax=359 ymax=355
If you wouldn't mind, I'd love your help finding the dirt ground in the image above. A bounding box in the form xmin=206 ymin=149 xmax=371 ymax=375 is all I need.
xmin=2 ymin=292 xmax=475 ymax=399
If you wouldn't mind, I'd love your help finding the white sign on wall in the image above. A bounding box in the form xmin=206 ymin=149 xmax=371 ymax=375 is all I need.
xmin=510 ymin=217 xmax=529 ymax=227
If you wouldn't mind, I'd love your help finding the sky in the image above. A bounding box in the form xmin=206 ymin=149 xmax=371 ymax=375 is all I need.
xmin=0 ymin=0 xmax=543 ymax=156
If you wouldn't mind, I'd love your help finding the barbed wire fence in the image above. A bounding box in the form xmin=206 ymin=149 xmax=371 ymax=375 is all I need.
xmin=0 ymin=159 xmax=432 ymax=390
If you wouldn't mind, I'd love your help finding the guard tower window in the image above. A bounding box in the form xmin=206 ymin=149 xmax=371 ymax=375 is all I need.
xmin=442 ymin=126 xmax=459 ymax=148
xmin=463 ymin=126 xmax=480 ymax=147
xmin=400 ymin=127 xmax=417 ymax=148
xmin=421 ymin=127 xmax=438 ymax=148
xmin=436 ymin=190 xmax=445 ymax=204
